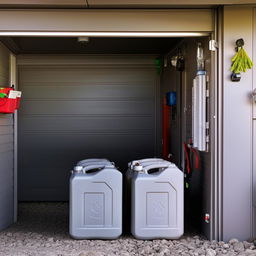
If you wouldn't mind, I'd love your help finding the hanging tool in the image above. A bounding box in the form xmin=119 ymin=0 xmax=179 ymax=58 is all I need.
xmin=231 ymin=38 xmax=253 ymax=81
xmin=183 ymin=141 xmax=200 ymax=176
xmin=183 ymin=141 xmax=200 ymax=190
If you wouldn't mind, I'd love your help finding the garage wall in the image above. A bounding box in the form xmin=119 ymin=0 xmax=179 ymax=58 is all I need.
xmin=161 ymin=64 xmax=181 ymax=166
xmin=17 ymin=54 xmax=160 ymax=201
xmin=0 ymin=42 xmax=14 ymax=229
xmin=162 ymin=37 xmax=212 ymax=239
xmin=222 ymin=6 xmax=254 ymax=241
xmin=181 ymin=38 xmax=212 ymax=239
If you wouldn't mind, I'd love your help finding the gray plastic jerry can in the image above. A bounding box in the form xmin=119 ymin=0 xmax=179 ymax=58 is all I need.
xmin=130 ymin=161 xmax=184 ymax=239
xmin=70 ymin=162 xmax=122 ymax=239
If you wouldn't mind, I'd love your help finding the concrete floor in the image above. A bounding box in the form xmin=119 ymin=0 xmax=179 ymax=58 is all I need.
xmin=0 ymin=203 xmax=255 ymax=256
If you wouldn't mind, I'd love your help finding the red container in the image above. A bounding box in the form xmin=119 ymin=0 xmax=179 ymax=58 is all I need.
xmin=15 ymin=96 xmax=21 ymax=109
xmin=0 ymin=87 xmax=13 ymax=95
xmin=0 ymin=98 xmax=16 ymax=113
xmin=0 ymin=87 xmax=21 ymax=113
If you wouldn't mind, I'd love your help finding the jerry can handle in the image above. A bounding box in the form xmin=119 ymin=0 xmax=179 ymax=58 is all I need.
xmin=130 ymin=158 xmax=163 ymax=167
xmin=78 ymin=159 xmax=110 ymax=165
xmin=82 ymin=164 xmax=114 ymax=174
xmin=82 ymin=164 xmax=105 ymax=173
xmin=139 ymin=158 xmax=163 ymax=163
xmin=143 ymin=163 xmax=171 ymax=174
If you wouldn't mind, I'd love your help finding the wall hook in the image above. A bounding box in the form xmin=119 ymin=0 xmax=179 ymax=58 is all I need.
xmin=235 ymin=38 xmax=244 ymax=52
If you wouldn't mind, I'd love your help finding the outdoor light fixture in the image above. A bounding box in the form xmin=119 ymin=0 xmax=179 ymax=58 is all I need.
xmin=77 ymin=36 xmax=89 ymax=44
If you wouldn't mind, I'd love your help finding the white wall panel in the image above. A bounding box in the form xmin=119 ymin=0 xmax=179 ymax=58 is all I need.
xmin=222 ymin=6 xmax=253 ymax=241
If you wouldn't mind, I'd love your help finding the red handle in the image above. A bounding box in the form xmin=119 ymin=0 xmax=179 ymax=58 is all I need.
xmin=184 ymin=143 xmax=191 ymax=174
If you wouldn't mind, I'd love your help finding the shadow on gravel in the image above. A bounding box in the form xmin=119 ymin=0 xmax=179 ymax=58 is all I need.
xmin=9 ymin=202 xmax=70 ymax=239
xmin=7 ymin=202 xmax=203 ymax=241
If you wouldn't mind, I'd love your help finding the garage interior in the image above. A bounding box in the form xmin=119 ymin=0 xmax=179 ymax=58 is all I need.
xmin=0 ymin=35 xmax=213 ymax=238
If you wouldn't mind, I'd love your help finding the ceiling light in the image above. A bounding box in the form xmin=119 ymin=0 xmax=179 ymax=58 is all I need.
xmin=78 ymin=36 xmax=89 ymax=43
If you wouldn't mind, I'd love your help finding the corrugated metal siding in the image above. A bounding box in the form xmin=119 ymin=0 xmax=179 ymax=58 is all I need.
xmin=0 ymin=42 xmax=14 ymax=230
xmin=18 ymin=55 xmax=159 ymax=201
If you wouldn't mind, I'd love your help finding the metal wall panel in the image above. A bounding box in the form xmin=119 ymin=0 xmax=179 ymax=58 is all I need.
xmin=162 ymin=38 xmax=213 ymax=239
xmin=253 ymin=120 xmax=256 ymax=214
xmin=88 ymin=0 xmax=256 ymax=7
xmin=0 ymin=42 xmax=14 ymax=230
xmin=0 ymin=0 xmax=255 ymax=8
xmin=18 ymin=55 xmax=159 ymax=201
xmin=252 ymin=7 xmax=256 ymax=239
xmin=222 ymin=6 xmax=253 ymax=241
xmin=0 ymin=9 xmax=213 ymax=33
xmin=0 ymin=0 xmax=87 ymax=8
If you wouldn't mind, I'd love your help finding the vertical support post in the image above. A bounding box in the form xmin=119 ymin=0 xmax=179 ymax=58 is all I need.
xmin=9 ymin=53 xmax=17 ymax=222
xmin=192 ymin=78 xmax=198 ymax=148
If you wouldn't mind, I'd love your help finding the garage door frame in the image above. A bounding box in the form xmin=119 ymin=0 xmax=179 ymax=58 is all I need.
xmin=0 ymin=8 xmax=219 ymax=240
xmin=0 ymin=9 xmax=214 ymax=36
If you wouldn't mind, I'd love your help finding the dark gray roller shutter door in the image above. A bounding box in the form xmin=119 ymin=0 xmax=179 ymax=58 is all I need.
xmin=18 ymin=56 xmax=160 ymax=201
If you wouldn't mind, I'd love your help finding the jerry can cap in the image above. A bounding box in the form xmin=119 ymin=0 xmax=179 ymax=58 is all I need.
xmin=74 ymin=166 xmax=83 ymax=172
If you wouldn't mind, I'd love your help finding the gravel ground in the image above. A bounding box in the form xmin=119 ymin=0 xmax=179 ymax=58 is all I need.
xmin=0 ymin=203 xmax=256 ymax=256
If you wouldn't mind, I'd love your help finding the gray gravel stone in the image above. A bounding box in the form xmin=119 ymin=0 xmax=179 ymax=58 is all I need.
xmin=223 ymin=243 xmax=230 ymax=249
xmin=195 ymin=248 xmax=205 ymax=255
xmin=234 ymin=242 xmax=245 ymax=252
xmin=245 ymin=249 xmax=256 ymax=255
xmin=244 ymin=241 xmax=253 ymax=249
xmin=206 ymin=248 xmax=216 ymax=256
xmin=0 ymin=203 xmax=255 ymax=256
xmin=229 ymin=238 xmax=239 ymax=245
xmin=226 ymin=253 xmax=236 ymax=256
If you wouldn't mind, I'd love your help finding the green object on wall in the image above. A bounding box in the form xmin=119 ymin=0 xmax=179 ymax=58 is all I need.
xmin=0 ymin=93 xmax=6 ymax=98
xmin=155 ymin=58 xmax=163 ymax=75
xmin=231 ymin=47 xmax=253 ymax=74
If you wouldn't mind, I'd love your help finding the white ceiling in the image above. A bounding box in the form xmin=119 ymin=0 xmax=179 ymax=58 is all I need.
xmin=0 ymin=0 xmax=255 ymax=8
